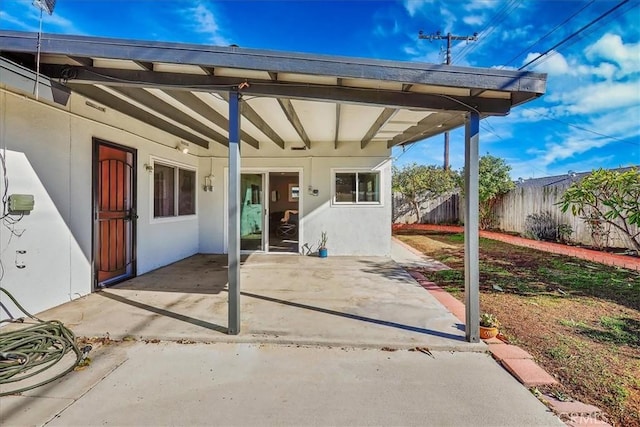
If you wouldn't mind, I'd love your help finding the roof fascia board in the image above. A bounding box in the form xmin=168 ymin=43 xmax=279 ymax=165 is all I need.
xmin=0 ymin=31 xmax=546 ymax=94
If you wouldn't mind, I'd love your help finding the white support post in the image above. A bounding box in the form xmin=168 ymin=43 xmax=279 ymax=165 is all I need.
xmin=464 ymin=111 xmax=480 ymax=343
xmin=228 ymin=90 xmax=241 ymax=335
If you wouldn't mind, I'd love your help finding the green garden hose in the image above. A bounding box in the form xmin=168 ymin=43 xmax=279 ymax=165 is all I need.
xmin=0 ymin=287 xmax=84 ymax=396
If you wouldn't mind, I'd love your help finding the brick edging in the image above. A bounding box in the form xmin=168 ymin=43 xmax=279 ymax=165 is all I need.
xmin=393 ymin=224 xmax=640 ymax=272
xmin=407 ymin=268 xmax=610 ymax=426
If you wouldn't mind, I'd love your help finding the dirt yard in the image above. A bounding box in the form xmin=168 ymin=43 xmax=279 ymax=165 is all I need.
xmin=395 ymin=229 xmax=640 ymax=427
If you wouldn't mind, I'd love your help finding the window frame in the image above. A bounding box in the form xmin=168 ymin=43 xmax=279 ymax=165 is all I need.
xmin=331 ymin=168 xmax=383 ymax=206
xmin=150 ymin=157 xmax=197 ymax=222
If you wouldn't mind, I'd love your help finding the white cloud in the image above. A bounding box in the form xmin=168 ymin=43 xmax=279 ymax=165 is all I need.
xmin=1 ymin=0 xmax=82 ymax=33
xmin=548 ymin=81 xmax=640 ymax=115
xmin=524 ymin=50 xmax=571 ymax=74
xmin=500 ymin=24 xmax=534 ymax=42
xmin=183 ymin=1 xmax=230 ymax=46
xmin=586 ymin=33 xmax=640 ymax=77
xmin=464 ymin=0 xmax=502 ymax=12
xmin=463 ymin=15 xmax=484 ymax=26
xmin=540 ymin=134 xmax=611 ymax=165
xmin=403 ymin=0 xmax=435 ymax=17
xmin=0 ymin=11 xmax=36 ymax=31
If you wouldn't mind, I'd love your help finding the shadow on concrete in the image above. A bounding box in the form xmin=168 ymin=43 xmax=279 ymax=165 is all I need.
xmin=239 ymin=290 xmax=465 ymax=341
xmin=356 ymin=259 xmax=415 ymax=282
xmin=97 ymin=291 xmax=228 ymax=334
xmin=114 ymin=254 xmax=232 ymax=294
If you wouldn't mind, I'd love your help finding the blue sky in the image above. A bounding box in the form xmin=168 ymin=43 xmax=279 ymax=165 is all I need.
xmin=1 ymin=0 xmax=638 ymax=179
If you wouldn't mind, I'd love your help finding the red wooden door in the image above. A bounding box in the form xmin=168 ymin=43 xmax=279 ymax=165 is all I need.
xmin=95 ymin=140 xmax=136 ymax=287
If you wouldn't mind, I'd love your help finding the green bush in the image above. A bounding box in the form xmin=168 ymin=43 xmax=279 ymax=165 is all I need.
xmin=524 ymin=211 xmax=573 ymax=243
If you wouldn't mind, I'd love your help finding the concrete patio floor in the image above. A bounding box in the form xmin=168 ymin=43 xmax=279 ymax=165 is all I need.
xmin=28 ymin=247 xmax=480 ymax=351
xmin=1 ymin=244 xmax=565 ymax=426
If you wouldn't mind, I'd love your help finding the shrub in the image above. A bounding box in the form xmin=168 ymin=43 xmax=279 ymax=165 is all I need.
xmin=524 ymin=211 xmax=573 ymax=243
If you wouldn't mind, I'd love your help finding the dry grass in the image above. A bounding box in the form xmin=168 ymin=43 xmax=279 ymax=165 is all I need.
xmin=396 ymin=230 xmax=640 ymax=427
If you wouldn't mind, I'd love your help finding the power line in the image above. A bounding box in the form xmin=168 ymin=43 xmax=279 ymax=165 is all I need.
xmin=418 ymin=30 xmax=477 ymax=170
xmin=519 ymin=0 xmax=630 ymax=71
xmin=529 ymin=1 xmax=638 ymax=70
xmin=522 ymin=107 xmax=639 ymax=147
xmin=453 ymin=0 xmax=523 ymax=63
xmin=500 ymin=0 xmax=596 ymax=69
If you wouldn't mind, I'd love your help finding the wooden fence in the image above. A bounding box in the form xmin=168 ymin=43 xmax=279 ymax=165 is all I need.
xmin=392 ymin=191 xmax=460 ymax=224
xmin=492 ymin=183 xmax=637 ymax=250
xmin=393 ymin=183 xmax=638 ymax=250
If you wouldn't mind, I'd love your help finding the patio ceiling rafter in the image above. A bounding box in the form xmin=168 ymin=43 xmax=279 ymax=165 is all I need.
xmin=66 ymin=83 xmax=214 ymax=148
xmin=164 ymin=89 xmax=260 ymax=149
xmin=269 ymin=72 xmax=312 ymax=149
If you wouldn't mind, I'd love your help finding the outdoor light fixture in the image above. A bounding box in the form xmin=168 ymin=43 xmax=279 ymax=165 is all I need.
xmin=176 ymin=141 xmax=189 ymax=154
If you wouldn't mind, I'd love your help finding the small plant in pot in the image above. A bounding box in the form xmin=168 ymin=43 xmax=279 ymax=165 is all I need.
xmin=479 ymin=313 xmax=500 ymax=339
xmin=318 ymin=231 xmax=328 ymax=258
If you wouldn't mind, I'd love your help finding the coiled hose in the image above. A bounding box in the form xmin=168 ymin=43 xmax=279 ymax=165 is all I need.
xmin=0 ymin=287 xmax=84 ymax=396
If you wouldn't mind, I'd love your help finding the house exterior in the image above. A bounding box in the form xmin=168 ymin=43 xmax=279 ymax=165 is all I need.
xmin=0 ymin=31 xmax=546 ymax=340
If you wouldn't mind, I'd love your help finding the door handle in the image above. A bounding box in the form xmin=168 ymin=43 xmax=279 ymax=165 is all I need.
xmin=127 ymin=208 xmax=139 ymax=220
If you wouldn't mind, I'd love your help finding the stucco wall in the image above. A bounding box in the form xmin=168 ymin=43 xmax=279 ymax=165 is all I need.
xmin=1 ymin=81 xmax=392 ymax=320
xmin=201 ymin=141 xmax=392 ymax=257
xmin=0 ymin=86 xmax=203 ymax=320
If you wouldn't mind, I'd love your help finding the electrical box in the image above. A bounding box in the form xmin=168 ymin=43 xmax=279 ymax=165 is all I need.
xmin=8 ymin=194 xmax=35 ymax=214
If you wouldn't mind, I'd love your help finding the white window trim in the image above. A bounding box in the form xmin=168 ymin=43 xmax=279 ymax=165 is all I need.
xmin=331 ymin=168 xmax=384 ymax=207
xmin=149 ymin=156 xmax=198 ymax=223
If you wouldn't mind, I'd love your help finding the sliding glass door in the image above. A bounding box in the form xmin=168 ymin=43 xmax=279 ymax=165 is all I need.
xmin=240 ymin=173 xmax=264 ymax=251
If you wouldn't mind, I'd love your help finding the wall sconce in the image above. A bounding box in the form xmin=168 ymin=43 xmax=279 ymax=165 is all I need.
xmin=144 ymin=163 xmax=154 ymax=173
xmin=203 ymin=174 xmax=215 ymax=192
xmin=176 ymin=141 xmax=189 ymax=154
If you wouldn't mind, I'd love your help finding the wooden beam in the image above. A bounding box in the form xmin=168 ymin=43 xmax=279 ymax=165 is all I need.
xmin=277 ymin=98 xmax=311 ymax=148
xmin=43 ymin=66 xmax=513 ymax=114
xmin=68 ymin=55 xmax=93 ymax=67
xmin=68 ymin=84 xmax=212 ymax=148
xmin=165 ymin=90 xmax=259 ymax=149
xmin=109 ymin=86 xmax=230 ymax=147
xmin=133 ymin=61 xmax=153 ymax=71
xmin=361 ymin=107 xmax=396 ymax=149
xmin=219 ymin=92 xmax=285 ymax=149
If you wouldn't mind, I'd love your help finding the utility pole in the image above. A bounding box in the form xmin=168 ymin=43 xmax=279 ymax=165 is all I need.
xmin=418 ymin=30 xmax=477 ymax=170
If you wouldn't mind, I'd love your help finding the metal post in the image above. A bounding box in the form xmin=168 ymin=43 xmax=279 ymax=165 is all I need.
xmin=228 ymin=90 xmax=241 ymax=335
xmin=464 ymin=111 xmax=480 ymax=343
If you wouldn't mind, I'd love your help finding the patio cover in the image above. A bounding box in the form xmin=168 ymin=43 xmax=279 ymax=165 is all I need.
xmin=0 ymin=30 xmax=547 ymax=342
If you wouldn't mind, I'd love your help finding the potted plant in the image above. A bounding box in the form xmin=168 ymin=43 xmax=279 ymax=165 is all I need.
xmin=479 ymin=313 xmax=500 ymax=339
xmin=318 ymin=231 xmax=328 ymax=258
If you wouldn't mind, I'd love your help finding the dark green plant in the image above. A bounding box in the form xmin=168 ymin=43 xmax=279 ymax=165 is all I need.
xmin=524 ymin=211 xmax=573 ymax=243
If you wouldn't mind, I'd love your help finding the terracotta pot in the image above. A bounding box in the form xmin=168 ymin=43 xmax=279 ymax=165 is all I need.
xmin=479 ymin=326 xmax=499 ymax=339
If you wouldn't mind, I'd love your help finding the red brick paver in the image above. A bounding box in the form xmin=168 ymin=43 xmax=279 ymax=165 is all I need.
xmin=393 ymin=224 xmax=640 ymax=271
xmin=501 ymin=358 xmax=559 ymax=387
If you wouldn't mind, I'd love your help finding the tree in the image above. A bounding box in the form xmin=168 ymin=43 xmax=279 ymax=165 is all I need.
xmin=558 ymin=168 xmax=640 ymax=252
xmin=461 ymin=155 xmax=515 ymax=229
xmin=392 ymin=163 xmax=458 ymax=223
